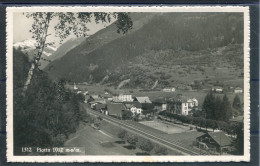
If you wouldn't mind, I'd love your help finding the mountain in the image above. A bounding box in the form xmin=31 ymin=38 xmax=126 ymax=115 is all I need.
xmin=13 ymin=39 xmax=57 ymax=56
xmin=45 ymin=13 xmax=244 ymax=89
xmin=13 ymin=39 xmax=57 ymax=69
xmin=48 ymin=37 xmax=86 ymax=61
xmin=45 ymin=13 xmax=155 ymax=67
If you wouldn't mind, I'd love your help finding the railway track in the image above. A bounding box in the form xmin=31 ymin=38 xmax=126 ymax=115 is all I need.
xmin=85 ymin=107 xmax=208 ymax=155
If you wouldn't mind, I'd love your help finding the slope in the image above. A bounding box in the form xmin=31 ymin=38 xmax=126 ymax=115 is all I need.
xmin=46 ymin=13 xmax=244 ymax=89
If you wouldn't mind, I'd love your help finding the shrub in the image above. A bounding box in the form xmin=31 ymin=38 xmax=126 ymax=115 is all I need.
xmin=118 ymin=130 xmax=127 ymax=141
xmin=153 ymin=145 xmax=168 ymax=155
xmin=137 ymin=139 xmax=154 ymax=154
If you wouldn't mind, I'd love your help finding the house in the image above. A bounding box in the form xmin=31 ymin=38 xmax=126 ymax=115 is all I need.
xmin=135 ymin=97 xmax=152 ymax=103
xmin=162 ymin=88 xmax=175 ymax=92
xmin=112 ymin=94 xmax=133 ymax=102
xmin=83 ymin=91 xmax=89 ymax=95
xmin=187 ymin=98 xmax=198 ymax=108
xmin=234 ymin=87 xmax=243 ymax=94
xmin=130 ymin=106 xmax=143 ymax=115
xmin=73 ymin=83 xmax=78 ymax=90
xmin=124 ymin=102 xmax=143 ymax=115
xmin=196 ymin=132 xmax=232 ymax=154
xmin=176 ymin=102 xmax=189 ymax=115
xmin=84 ymin=95 xmax=94 ymax=103
xmin=131 ymin=102 xmax=143 ymax=115
xmin=88 ymin=98 xmax=106 ymax=108
xmin=119 ymin=94 xmax=133 ymax=102
xmin=95 ymin=104 xmax=108 ymax=115
xmin=230 ymin=115 xmax=243 ymax=124
xmin=107 ymin=103 xmax=126 ymax=119
xmin=91 ymin=94 xmax=101 ymax=100
xmin=187 ymin=99 xmax=194 ymax=108
xmin=95 ymin=104 xmax=107 ymax=111
xmin=76 ymin=91 xmax=82 ymax=94
xmin=89 ymin=101 xmax=97 ymax=109
xmin=212 ymin=87 xmax=223 ymax=93
xmin=134 ymin=97 xmax=154 ymax=111
xmin=152 ymin=98 xmax=167 ymax=111
xmin=100 ymin=93 xmax=113 ymax=99
xmin=94 ymin=98 xmax=106 ymax=104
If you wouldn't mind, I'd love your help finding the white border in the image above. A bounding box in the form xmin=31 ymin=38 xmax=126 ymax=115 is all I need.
xmin=6 ymin=6 xmax=250 ymax=162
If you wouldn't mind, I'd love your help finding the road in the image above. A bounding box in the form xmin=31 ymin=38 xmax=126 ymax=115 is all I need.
xmin=82 ymin=104 xmax=208 ymax=155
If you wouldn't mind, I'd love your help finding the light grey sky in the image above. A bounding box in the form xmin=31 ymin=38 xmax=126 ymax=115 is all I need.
xmin=13 ymin=12 xmax=114 ymax=47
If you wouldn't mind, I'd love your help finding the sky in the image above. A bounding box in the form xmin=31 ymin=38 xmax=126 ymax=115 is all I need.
xmin=13 ymin=12 xmax=115 ymax=48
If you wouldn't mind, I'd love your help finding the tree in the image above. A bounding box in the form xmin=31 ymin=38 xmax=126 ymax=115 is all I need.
xmin=233 ymin=94 xmax=242 ymax=111
xmin=202 ymin=90 xmax=215 ymax=120
xmin=222 ymin=94 xmax=233 ymax=121
xmin=214 ymin=96 xmax=224 ymax=121
xmin=154 ymin=145 xmax=168 ymax=155
xmin=117 ymin=130 xmax=127 ymax=143
xmin=122 ymin=110 xmax=133 ymax=120
xmin=207 ymin=119 xmax=217 ymax=131
xmin=126 ymin=133 xmax=138 ymax=147
xmin=138 ymin=139 xmax=154 ymax=154
xmin=13 ymin=50 xmax=87 ymax=154
xmin=233 ymin=122 xmax=244 ymax=154
xmin=22 ymin=12 xmax=133 ymax=95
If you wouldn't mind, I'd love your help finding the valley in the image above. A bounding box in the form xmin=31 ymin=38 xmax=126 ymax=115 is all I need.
xmin=13 ymin=11 xmax=245 ymax=156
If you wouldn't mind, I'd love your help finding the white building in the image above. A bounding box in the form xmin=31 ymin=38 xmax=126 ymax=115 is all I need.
xmin=73 ymin=83 xmax=78 ymax=90
xmin=181 ymin=103 xmax=189 ymax=115
xmin=187 ymin=98 xmax=198 ymax=108
xmin=212 ymin=87 xmax=223 ymax=93
xmin=176 ymin=102 xmax=189 ymax=116
xmin=130 ymin=107 xmax=143 ymax=115
xmin=119 ymin=94 xmax=133 ymax=102
xmin=83 ymin=91 xmax=89 ymax=95
xmin=113 ymin=94 xmax=133 ymax=102
xmin=234 ymin=87 xmax=243 ymax=93
xmin=162 ymin=88 xmax=176 ymax=92
xmin=162 ymin=104 xmax=167 ymax=110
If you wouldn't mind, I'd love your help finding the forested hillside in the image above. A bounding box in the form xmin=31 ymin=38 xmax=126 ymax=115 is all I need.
xmin=46 ymin=13 xmax=244 ymax=89
xmin=13 ymin=49 xmax=85 ymax=154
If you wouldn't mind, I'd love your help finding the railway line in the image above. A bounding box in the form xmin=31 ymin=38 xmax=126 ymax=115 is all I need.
xmin=84 ymin=105 xmax=208 ymax=155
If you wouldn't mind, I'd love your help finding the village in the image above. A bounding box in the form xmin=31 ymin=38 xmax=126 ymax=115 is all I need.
xmin=71 ymin=83 xmax=244 ymax=155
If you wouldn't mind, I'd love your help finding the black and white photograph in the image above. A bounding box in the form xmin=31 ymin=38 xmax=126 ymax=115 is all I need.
xmin=6 ymin=6 xmax=250 ymax=162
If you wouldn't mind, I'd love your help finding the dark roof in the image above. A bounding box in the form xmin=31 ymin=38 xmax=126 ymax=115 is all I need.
xmin=107 ymin=103 xmax=126 ymax=116
xmin=152 ymin=98 xmax=167 ymax=104
xmin=138 ymin=102 xmax=154 ymax=110
xmin=95 ymin=104 xmax=107 ymax=110
xmin=133 ymin=101 xmax=142 ymax=108
xmin=208 ymin=132 xmax=232 ymax=147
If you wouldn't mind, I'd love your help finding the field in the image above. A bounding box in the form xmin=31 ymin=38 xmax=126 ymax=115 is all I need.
xmin=139 ymin=120 xmax=192 ymax=134
xmin=65 ymin=123 xmax=140 ymax=155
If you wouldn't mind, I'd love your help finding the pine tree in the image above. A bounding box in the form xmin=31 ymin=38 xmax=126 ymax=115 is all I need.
xmin=233 ymin=94 xmax=242 ymax=111
xmin=223 ymin=94 xmax=233 ymax=121
xmin=214 ymin=96 xmax=224 ymax=121
xmin=202 ymin=90 xmax=215 ymax=120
